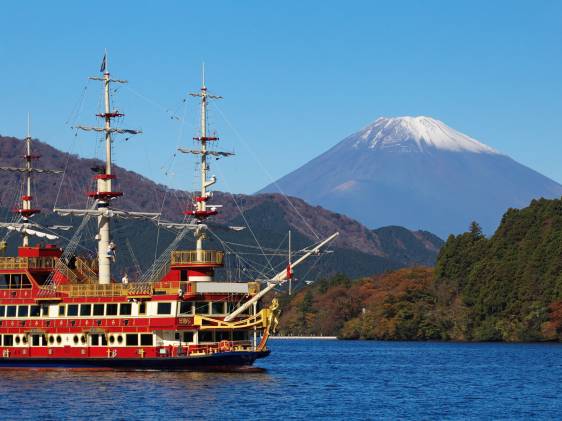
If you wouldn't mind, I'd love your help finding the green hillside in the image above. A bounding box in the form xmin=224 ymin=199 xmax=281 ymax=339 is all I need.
xmin=277 ymin=198 xmax=562 ymax=342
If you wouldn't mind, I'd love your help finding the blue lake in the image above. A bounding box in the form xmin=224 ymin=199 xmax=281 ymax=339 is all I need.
xmin=1 ymin=340 xmax=562 ymax=420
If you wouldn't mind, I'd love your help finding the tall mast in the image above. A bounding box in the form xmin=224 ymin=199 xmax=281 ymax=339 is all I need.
xmin=96 ymin=60 xmax=114 ymax=285
xmin=74 ymin=53 xmax=142 ymax=284
xmin=0 ymin=116 xmax=62 ymax=246
xmin=182 ymin=69 xmax=227 ymax=254
xmin=22 ymin=115 xmax=33 ymax=247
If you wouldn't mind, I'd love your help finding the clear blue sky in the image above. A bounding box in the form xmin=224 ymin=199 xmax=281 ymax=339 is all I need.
xmin=1 ymin=1 xmax=562 ymax=193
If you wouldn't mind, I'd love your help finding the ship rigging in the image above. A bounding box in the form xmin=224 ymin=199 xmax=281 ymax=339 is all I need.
xmin=0 ymin=55 xmax=338 ymax=370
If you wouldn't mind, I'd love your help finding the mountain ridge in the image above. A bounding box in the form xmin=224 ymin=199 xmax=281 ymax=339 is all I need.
xmin=260 ymin=116 xmax=562 ymax=236
xmin=0 ymin=134 xmax=443 ymax=275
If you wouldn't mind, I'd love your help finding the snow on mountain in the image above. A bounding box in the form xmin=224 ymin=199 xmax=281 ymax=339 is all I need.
xmin=352 ymin=116 xmax=499 ymax=154
xmin=260 ymin=116 xmax=562 ymax=237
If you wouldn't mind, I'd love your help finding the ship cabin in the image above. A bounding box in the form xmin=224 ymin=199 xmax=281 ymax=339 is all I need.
xmin=0 ymin=244 xmax=263 ymax=360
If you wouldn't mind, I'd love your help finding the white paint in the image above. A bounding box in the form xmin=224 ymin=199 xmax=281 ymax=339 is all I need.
xmin=354 ymin=116 xmax=499 ymax=154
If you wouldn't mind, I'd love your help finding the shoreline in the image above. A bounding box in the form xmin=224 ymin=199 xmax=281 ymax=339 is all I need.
xmin=269 ymin=336 xmax=337 ymax=340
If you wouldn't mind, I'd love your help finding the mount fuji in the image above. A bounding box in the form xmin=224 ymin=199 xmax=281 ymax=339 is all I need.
xmin=260 ymin=116 xmax=562 ymax=237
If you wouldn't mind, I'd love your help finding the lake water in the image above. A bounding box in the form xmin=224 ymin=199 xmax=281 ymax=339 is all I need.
xmin=1 ymin=340 xmax=562 ymax=420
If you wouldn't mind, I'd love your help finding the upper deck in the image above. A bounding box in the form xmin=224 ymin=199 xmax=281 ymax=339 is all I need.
xmin=0 ymin=247 xmax=259 ymax=301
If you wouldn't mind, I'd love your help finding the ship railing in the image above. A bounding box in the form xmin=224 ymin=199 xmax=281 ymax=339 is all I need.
xmin=187 ymin=340 xmax=254 ymax=356
xmin=57 ymin=282 xmax=154 ymax=297
xmin=0 ymin=256 xmax=58 ymax=270
xmin=37 ymin=280 xmax=188 ymax=298
xmin=171 ymin=250 xmax=224 ymax=266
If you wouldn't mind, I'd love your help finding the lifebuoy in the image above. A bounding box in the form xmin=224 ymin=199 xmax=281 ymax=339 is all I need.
xmin=219 ymin=340 xmax=231 ymax=352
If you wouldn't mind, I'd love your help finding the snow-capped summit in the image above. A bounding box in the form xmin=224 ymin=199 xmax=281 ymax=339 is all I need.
xmin=353 ymin=116 xmax=498 ymax=154
xmin=260 ymin=116 xmax=562 ymax=237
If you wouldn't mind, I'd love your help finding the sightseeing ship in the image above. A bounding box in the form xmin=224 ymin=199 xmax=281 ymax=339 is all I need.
xmin=0 ymin=58 xmax=337 ymax=370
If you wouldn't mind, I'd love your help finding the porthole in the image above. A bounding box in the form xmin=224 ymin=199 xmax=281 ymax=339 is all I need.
xmin=80 ymin=335 xmax=86 ymax=344
xmin=73 ymin=335 xmax=79 ymax=344
xmin=48 ymin=336 xmax=54 ymax=344
xmin=56 ymin=335 xmax=62 ymax=344
xmin=109 ymin=335 xmax=115 ymax=344
xmin=117 ymin=335 xmax=123 ymax=344
xmin=21 ymin=336 xmax=27 ymax=344
xmin=15 ymin=336 xmax=20 ymax=344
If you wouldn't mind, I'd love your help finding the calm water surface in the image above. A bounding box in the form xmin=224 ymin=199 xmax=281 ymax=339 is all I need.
xmin=1 ymin=340 xmax=561 ymax=420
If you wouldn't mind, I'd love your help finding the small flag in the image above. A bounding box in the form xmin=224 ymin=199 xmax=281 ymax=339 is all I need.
xmin=286 ymin=263 xmax=292 ymax=279
xmin=100 ymin=53 xmax=106 ymax=73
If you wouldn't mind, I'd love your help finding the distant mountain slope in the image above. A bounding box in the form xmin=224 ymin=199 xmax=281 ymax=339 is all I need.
xmin=260 ymin=116 xmax=562 ymax=237
xmin=0 ymin=135 xmax=443 ymax=278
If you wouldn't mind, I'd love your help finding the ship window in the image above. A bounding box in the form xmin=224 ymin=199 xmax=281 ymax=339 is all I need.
xmin=106 ymin=304 xmax=118 ymax=316
xmin=56 ymin=335 xmax=62 ymax=344
xmin=73 ymin=335 xmax=79 ymax=344
xmin=126 ymin=334 xmax=139 ymax=346
xmin=10 ymin=274 xmax=20 ymax=288
xmin=59 ymin=305 xmax=65 ymax=316
xmin=109 ymin=335 xmax=115 ymax=344
xmin=6 ymin=306 xmax=16 ymax=317
xmin=80 ymin=335 xmax=86 ymax=344
xmin=29 ymin=305 xmax=40 ymax=317
xmin=157 ymin=302 xmax=172 ymax=315
xmin=117 ymin=335 xmax=123 ymax=344
xmin=15 ymin=336 xmax=20 ymax=344
xmin=140 ymin=334 xmax=153 ymax=346
xmin=183 ymin=332 xmax=194 ymax=343
xmin=139 ymin=302 xmax=146 ymax=315
xmin=10 ymin=274 xmax=31 ymax=289
xmin=233 ymin=330 xmax=247 ymax=341
xmin=179 ymin=301 xmax=193 ymax=315
xmin=195 ymin=302 xmax=209 ymax=314
xmin=91 ymin=334 xmax=107 ymax=346
xmin=93 ymin=304 xmax=104 ymax=316
xmin=119 ymin=303 xmax=132 ymax=316
xmin=199 ymin=331 xmax=213 ymax=343
xmin=20 ymin=275 xmax=31 ymax=289
xmin=17 ymin=306 xmax=29 ymax=317
xmin=67 ymin=305 xmax=78 ymax=316
xmin=211 ymin=302 xmax=225 ymax=315
xmin=48 ymin=336 xmax=54 ymax=344
xmin=21 ymin=335 xmax=27 ymax=344
xmin=3 ymin=335 xmax=13 ymax=346
xmin=32 ymin=272 xmax=49 ymax=285
xmin=40 ymin=305 xmax=49 ymax=316
xmin=32 ymin=335 xmax=40 ymax=346
xmin=216 ymin=331 xmax=231 ymax=341
xmin=0 ymin=306 xmax=5 ymax=317
xmin=0 ymin=275 xmax=9 ymax=289
xmin=80 ymin=304 xmax=92 ymax=317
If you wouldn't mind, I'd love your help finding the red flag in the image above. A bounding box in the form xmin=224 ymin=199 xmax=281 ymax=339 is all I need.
xmin=286 ymin=263 xmax=292 ymax=279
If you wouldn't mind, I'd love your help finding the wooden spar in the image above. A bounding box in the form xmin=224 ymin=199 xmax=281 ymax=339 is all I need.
xmin=223 ymin=232 xmax=339 ymax=322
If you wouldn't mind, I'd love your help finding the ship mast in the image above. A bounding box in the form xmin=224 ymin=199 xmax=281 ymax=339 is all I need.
xmin=22 ymin=116 xmax=34 ymax=247
xmin=0 ymin=116 xmax=62 ymax=246
xmin=180 ymin=68 xmax=231 ymax=255
xmin=55 ymin=54 xmax=160 ymax=284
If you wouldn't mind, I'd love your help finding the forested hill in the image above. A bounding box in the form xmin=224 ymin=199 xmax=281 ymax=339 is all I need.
xmin=0 ymin=135 xmax=443 ymax=279
xmin=435 ymin=198 xmax=562 ymax=341
xmin=278 ymin=198 xmax=562 ymax=341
